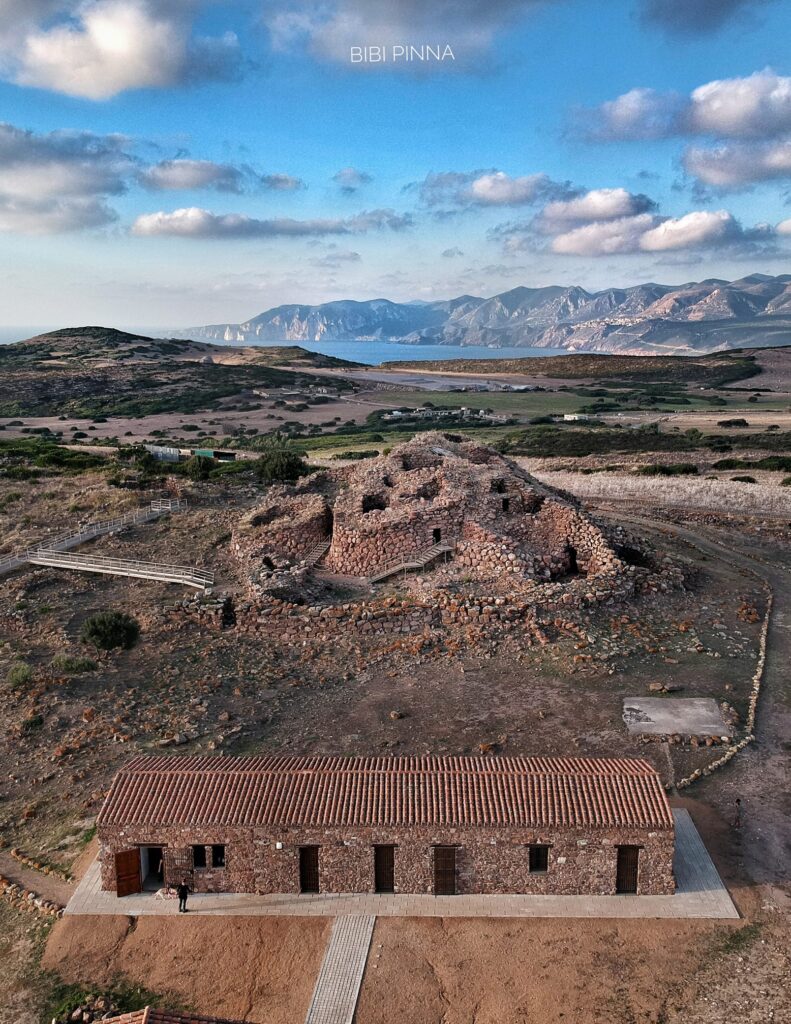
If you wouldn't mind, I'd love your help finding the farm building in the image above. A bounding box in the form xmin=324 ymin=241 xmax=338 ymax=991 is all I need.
xmin=97 ymin=755 xmax=675 ymax=898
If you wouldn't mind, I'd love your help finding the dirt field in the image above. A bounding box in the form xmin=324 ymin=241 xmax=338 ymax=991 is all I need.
xmin=41 ymin=915 xmax=329 ymax=1023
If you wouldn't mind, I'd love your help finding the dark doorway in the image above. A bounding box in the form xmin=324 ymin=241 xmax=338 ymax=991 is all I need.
xmin=115 ymin=848 xmax=142 ymax=897
xmin=432 ymin=528 xmax=442 ymax=543
xmin=299 ymin=846 xmax=320 ymax=893
xmin=616 ymin=845 xmax=640 ymax=894
xmin=567 ymin=545 xmax=579 ymax=574
xmin=433 ymin=846 xmax=457 ymax=895
xmin=141 ymin=846 xmax=164 ymax=890
xmin=502 ymin=497 xmax=510 ymax=513
xmin=374 ymin=845 xmax=395 ymax=893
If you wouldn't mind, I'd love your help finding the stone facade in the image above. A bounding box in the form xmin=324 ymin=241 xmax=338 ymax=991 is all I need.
xmin=98 ymin=822 xmax=674 ymax=897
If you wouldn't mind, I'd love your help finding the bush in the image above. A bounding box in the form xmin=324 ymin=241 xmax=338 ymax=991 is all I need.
xmin=781 ymin=476 xmax=791 ymax=487
xmin=51 ymin=653 xmax=98 ymax=674
xmin=635 ymin=463 xmax=699 ymax=477
xmin=255 ymin=434 xmax=308 ymax=483
xmin=717 ymin=418 xmax=749 ymax=427
xmin=731 ymin=475 xmax=757 ymax=484
xmin=185 ymin=455 xmax=212 ymax=481
xmin=6 ymin=661 xmax=33 ymax=688
xmin=81 ymin=611 xmax=140 ymax=653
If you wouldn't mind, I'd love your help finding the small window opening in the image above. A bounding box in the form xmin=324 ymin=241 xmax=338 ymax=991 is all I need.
xmin=192 ymin=845 xmax=207 ymax=869
xmin=502 ymin=497 xmax=510 ymax=512
xmin=211 ymin=844 xmax=226 ymax=868
xmin=528 ymin=844 xmax=550 ymax=873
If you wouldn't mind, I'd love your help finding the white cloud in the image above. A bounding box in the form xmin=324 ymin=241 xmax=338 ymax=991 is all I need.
xmin=0 ymin=121 xmax=135 ymax=233
xmin=131 ymin=206 xmax=412 ymax=238
xmin=536 ymin=188 xmax=657 ymax=232
xmin=639 ymin=210 xmax=738 ymax=251
xmin=9 ymin=0 xmax=239 ymax=100
xmin=465 ymin=171 xmax=552 ymax=206
xmin=139 ymin=159 xmax=246 ymax=193
xmin=777 ymin=218 xmax=791 ymax=235
xmin=688 ymin=69 xmax=791 ymax=138
xmin=589 ymin=69 xmax=791 ymax=143
xmin=550 ymin=214 xmax=657 ymax=256
xmin=266 ymin=0 xmax=557 ymax=68
xmin=683 ymin=138 xmax=791 ymax=187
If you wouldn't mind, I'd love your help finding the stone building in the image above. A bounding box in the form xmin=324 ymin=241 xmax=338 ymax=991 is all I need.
xmin=97 ymin=755 xmax=675 ymax=898
xmin=232 ymin=432 xmax=631 ymax=587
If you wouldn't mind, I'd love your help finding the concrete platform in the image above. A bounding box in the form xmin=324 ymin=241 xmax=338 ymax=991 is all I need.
xmin=623 ymin=697 xmax=731 ymax=738
xmin=63 ymin=810 xmax=738 ymax=920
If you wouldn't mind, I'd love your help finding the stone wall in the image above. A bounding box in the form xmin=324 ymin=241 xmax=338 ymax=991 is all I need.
xmin=98 ymin=822 xmax=674 ymax=896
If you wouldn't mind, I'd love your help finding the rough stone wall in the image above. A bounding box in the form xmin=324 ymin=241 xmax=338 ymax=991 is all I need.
xmin=99 ymin=822 xmax=674 ymax=896
xmin=233 ymin=492 xmax=331 ymax=579
xmin=98 ymin=824 xmax=255 ymax=894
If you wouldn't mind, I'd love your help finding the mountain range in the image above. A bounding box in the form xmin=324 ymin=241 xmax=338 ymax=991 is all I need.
xmin=174 ymin=273 xmax=791 ymax=355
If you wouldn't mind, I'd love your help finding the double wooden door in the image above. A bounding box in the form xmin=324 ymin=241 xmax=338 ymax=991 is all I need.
xmin=374 ymin=845 xmax=395 ymax=893
xmin=299 ymin=846 xmax=319 ymax=893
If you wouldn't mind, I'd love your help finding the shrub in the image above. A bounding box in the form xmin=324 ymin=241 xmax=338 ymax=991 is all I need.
xmin=185 ymin=455 xmax=212 ymax=481
xmin=635 ymin=463 xmax=699 ymax=477
xmin=782 ymin=477 xmax=791 ymax=487
xmin=81 ymin=611 xmax=140 ymax=653
xmin=51 ymin=653 xmax=98 ymax=674
xmin=717 ymin=418 xmax=749 ymax=427
xmin=255 ymin=435 xmax=307 ymax=483
xmin=6 ymin=661 xmax=33 ymax=688
xmin=731 ymin=475 xmax=757 ymax=484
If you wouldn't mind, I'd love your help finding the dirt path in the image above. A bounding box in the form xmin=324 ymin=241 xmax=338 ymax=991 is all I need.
xmin=599 ymin=509 xmax=791 ymax=891
xmin=0 ymin=850 xmax=74 ymax=906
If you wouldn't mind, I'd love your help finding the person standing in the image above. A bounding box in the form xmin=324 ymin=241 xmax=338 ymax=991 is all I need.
xmin=177 ymin=878 xmax=190 ymax=913
xmin=732 ymin=797 xmax=742 ymax=829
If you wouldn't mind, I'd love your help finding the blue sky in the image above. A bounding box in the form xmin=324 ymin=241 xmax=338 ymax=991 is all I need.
xmin=2 ymin=0 xmax=791 ymax=328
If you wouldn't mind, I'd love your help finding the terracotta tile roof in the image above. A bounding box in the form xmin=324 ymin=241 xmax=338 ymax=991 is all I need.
xmin=98 ymin=755 xmax=673 ymax=830
xmin=103 ymin=1010 xmax=250 ymax=1024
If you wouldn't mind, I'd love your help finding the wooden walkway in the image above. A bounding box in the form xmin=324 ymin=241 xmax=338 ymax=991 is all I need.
xmin=368 ymin=542 xmax=453 ymax=584
xmin=0 ymin=499 xmax=212 ymax=589
xmin=304 ymin=915 xmax=375 ymax=1024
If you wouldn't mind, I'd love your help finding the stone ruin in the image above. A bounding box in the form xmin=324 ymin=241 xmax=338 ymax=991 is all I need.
xmin=231 ymin=433 xmax=664 ymax=598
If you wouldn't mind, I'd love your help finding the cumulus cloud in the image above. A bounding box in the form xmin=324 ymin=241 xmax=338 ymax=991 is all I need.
xmin=265 ymin=0 xmax=558 ymax=68
xmin=640 ymin=0 xmax=773 ymax=35
xmin=410 ymin=169 xmax=570 ymax=211
xmin=535 ymin=188 xmax=657 ymax=233
xmin=588 ymin=69 xmax=791 ymax=143
xmin=333 ymin=167 xmax=372 ymax=193
xmin=550 ymin=214 xmax=657 ymax=256
xmin=0 ymin=121 xmax=135 ymax=233
xmin=683 ymin=139 xmax=791 ymax=187
xmin=139 ymin=159 xmax=247 ymax=193
xmin=262 ymin=173 xmax=305 ymax=191
xmin=639 ymin=210 xmax=742 ymax=251
xmin=6 ymin=0 xmax=239 ymax=100
xmin=131 ymin=206 xmax=412 ymax=238
xmin=777 ymin=218 xmax=791 ymax=235
xmin=441 ymin=246 xmax=464 ymax=258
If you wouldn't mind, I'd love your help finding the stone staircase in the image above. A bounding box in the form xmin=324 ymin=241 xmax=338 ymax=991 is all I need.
xmin=368 ymin=542 xmax=454 ymax=584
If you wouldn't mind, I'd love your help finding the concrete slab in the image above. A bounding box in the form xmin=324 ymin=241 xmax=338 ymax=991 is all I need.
xmin=63 ymin=810 xmax=738 ymax=921
xmin=305 ymin=915 xmax=374 ymax=1024
xmin=623 ymin=697 xmax=731 ymax=738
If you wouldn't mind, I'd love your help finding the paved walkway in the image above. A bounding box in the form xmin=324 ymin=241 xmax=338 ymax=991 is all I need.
xmin=304 ymin=916 xmax=375 ymax=1024
xmin=64 ymin=810 xmax=738 ymax=920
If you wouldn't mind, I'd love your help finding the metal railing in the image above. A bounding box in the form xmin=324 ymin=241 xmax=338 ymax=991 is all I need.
xmin=368 ymin=542 xmax=454 ymax=584
xmin=27 ymin=549 xmax=213 ymax=588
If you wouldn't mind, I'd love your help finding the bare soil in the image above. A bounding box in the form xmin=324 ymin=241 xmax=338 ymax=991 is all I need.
xmin=42 ymin=915 xmax=329 ymax=1023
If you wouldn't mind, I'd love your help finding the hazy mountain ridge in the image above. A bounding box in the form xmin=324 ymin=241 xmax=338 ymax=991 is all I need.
xmin=175 ymin=273 xmax=791 ymax=354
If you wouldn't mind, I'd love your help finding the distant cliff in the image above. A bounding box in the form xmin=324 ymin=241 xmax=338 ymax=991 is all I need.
xmin=175 ymin=274 xmax=791 ymax=354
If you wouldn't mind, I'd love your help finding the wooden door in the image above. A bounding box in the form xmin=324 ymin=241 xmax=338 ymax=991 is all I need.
xmin=616 ymin=846 xmax=640 ymax=894
xmin=163 ymin=847 xmax=193 ymax=888
xmin=434 ymin=846 xmax=456 ymax=895
xmin=115 ymin=848 xmax=142 ymax=897
xmin=299 ymin=846 xmax=319 ymax=893
xmin=374 ymin=845 xmax=395 ymax=893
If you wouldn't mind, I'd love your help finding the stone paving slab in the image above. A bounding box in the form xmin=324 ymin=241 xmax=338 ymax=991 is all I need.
xmin=304 ymin=915 xmax=375 ymax=1024
xmin=64 ymin=810 xmax=738 ymax=920
xmin=623 ymin=697 xmax=731 ymax=738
